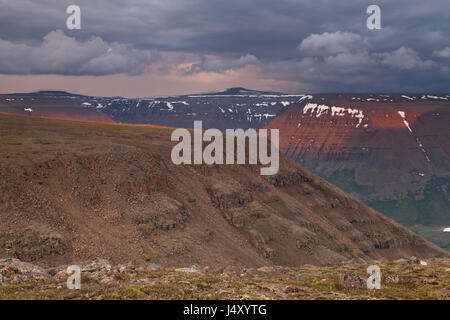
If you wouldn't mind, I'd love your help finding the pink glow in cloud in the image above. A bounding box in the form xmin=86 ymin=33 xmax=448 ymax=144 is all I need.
xmin=0 ymin=64 xmax=302 ymax=98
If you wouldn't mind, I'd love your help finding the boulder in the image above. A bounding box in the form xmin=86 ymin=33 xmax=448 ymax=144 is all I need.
xmin=340 ymin=274 xmax=366 ymax=289
xmin=0 ymin=258 xmax=50 ymax=281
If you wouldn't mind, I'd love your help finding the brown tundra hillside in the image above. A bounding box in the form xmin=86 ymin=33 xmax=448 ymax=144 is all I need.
xmin=0 ymin=113 xmax=447 ymax=268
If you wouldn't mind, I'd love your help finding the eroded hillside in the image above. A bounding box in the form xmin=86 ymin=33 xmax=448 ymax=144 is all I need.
xmin=0 ymin=114 xmax=447 ymax=268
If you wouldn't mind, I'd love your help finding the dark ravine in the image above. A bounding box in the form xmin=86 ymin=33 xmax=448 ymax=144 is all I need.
xmin=0 ymin=113 xmax=447 ymax=269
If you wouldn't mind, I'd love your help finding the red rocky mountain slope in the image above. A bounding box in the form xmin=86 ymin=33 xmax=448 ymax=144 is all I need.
xmin=264 ymin=94 xmax=450 ymax=245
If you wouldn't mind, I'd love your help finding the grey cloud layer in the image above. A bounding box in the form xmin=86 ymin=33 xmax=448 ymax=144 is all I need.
xmin=266 ymin=33 xmax=446 ymax=92
xmin=434 ymin=47 xmax=450 ymax=59
xmin=1 ymin=0 xmax=450 ymax=91
xmin=0 ymin=30 xmax=158 ymax=75
xmin=264 ymin=31 xmax=442 ymax=92
xmin=189 ymin=54 xmax=260 ymax=73
xmin=298 ymin=32 xmax=369 ymax=57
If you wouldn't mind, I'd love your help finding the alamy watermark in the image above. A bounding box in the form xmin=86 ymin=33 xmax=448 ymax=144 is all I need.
xmin=367 ymin=5 xmax=381 ymax=30
xmin=64 ymin=5 xmax=380 ymax=31
xmin=66 ymin=265 xmax=81 ymax=290
xmin=66 ymin=5 xmax=81 ymax=30
xmin=171 ymin=121 xmax=279 ymax=176
xmin=367 ymin=265 xmax=382 ymax=290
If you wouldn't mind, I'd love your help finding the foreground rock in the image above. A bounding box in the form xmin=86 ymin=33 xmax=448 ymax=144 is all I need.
xmin=0 ymin=257 xmax=448 ymax=300
xmin=340 ymin=274 xmax=366 ymax=289
xmin=0 ymin=258 xmax=50 ymax=282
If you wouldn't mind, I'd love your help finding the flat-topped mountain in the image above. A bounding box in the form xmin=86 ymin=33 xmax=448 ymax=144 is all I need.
xmin=191 ymin=87 xmax=284 ymax=96
xmin=264 ymin=94 xmax=450 ymax=250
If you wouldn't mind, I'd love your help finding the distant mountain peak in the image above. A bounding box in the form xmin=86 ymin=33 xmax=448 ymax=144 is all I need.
xmin=194 ymin=87 xmax=284 ymax=96
xmin=31 ymin=91 xmax=74 ymax=96
xmin=8 ymin=90 xmax=85 ymax=97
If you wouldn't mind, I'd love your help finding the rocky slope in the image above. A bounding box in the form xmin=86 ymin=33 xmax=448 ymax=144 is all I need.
xmin=0 ymin=113 xmax=447 ymax=268
xmin=264 ymin=94 xmax=450 ymax=243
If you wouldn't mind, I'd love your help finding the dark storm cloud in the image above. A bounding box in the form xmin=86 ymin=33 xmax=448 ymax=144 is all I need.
xmin=1 ymin=0 xmax=450 ymax=91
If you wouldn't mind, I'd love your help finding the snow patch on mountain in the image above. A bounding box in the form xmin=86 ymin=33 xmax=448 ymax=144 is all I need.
xmin=303 ymin=103 xmax=365 ymax=127
xmin=297 ymin=95 xmax=313 ymax=103
xmin=398 ymin=111 xmax=413 ymax=133
xmin=398 ymin=111 xmax=432 ymax=162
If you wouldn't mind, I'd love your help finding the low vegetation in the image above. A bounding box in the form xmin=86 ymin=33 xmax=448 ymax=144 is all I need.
xmin=1 ymin=259 xmax=448 ymax=300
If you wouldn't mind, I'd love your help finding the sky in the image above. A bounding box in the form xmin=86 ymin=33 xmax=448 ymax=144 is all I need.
xmin=1 ymin=0 xmax=450 ymax=97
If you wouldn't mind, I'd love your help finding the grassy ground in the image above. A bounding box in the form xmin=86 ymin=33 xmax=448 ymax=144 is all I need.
xmin=1 ymin=259 xmax=448 ymax=300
